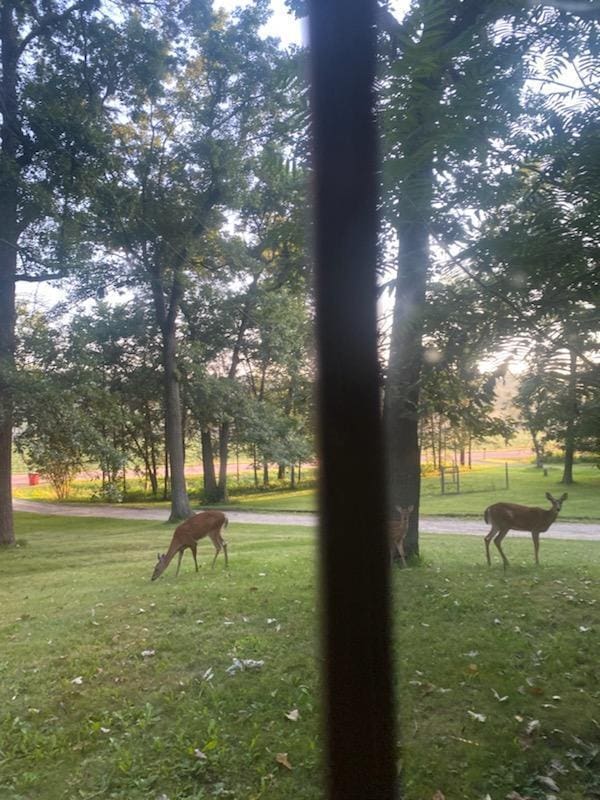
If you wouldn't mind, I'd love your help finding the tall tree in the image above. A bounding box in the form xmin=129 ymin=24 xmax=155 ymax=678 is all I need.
xmin=182 ymin=145 xmax=309 ymax=501
xmin=379 ymin=0 xmax=539 ymax=556
xmin=0 ymin=0 xmax=124 ymax=544
xmin=90 ymin=2 xmax=286 ymax=518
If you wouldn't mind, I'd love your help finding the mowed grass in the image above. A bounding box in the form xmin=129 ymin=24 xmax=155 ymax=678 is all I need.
xmin=1 ymin=515 xmax=599 ymax=799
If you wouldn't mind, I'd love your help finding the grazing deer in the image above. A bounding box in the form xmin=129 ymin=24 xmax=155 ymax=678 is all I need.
xmin=484 ymin=492 xmax=567 ymax=568
xmin=151 ymin=510 xmax=229 ymax=581
xmin=389 ymin=505 xmax=414 ymax=568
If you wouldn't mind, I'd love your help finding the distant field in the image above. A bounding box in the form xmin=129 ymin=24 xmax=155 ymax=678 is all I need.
xmin=12 ymin=463 xmax=600 ymax=521
xmin=1 ymin=513 xmax=599 ymax=799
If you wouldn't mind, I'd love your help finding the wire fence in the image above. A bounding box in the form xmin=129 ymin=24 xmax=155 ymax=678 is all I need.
xmin=421 ymin=462 xmax=512 ymax=497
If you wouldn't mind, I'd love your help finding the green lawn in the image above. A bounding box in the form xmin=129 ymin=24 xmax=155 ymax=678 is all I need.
xmin=1 ymin=514 xmax=599 ymax=799
xmin=14 ymin=464 xmax=600 ymax=521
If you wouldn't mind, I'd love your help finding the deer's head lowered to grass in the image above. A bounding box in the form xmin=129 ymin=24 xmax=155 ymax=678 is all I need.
xmin=151 ymin=510 xmax=229 ymax=581
xmin=484 ymin=492 xmax=568 ymax=568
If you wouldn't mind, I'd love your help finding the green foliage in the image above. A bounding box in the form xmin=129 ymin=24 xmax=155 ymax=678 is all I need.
xmin=14 ymin=376 xmax=92 ymax=501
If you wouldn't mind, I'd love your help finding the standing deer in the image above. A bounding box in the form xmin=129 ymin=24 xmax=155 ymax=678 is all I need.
xmin=484 ymin=492 xmax=567 ymax=568
xmin=389 ymin=505 xmax=414 ymax=568
xmin=151 ymin=510 xmax=229 ymax=581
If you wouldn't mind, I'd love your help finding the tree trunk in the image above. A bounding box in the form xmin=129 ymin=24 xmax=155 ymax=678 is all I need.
xmin=253 ymin=445 xmax=259 ymax=487
xmin=531 ymin=429 xmax=544 ymax=468
xmin=145 ymin=405 xmax=159 ymax=496
xmin=217 ymin=421 xmax=230 ymax=502
xmin=211 ymin=276 xmax=260 ymax=504
xmin=383 ymin=205 xmax=430 ymax=558
xmin=263 ymin=461 xmax=270 ymax=487
xmin=162 ymin=325 xmax=191 ymax=520
xmin=0 ymin=274 xmax=16 ymax=546
xmin=430 ymin=417 xmax=437 ymax=469
xmin=201 ymin=427 xmax=219 ymax=502
xmin=0 ymin=3 xmax=19 ymax=546
xmin=561 ymin=348 xmax=578 ymax=485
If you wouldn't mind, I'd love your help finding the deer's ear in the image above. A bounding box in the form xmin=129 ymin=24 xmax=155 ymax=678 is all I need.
xmin=545 ymin=492 xmax=554 ymax=502
xmin=157 ymin=553 xmax=161 ymax=561
xmin=407 ymin=505 xmax=414 ymax=513
xmin=561 ymin=493 xmax=568 ymax=501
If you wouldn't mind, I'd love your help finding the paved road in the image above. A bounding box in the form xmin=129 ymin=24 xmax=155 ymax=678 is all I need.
xmin=13 ymin=499 xmax=600 ymax=542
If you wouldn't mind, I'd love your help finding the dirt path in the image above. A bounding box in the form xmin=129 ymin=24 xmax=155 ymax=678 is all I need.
xmin=13 ymin=499 xmax=600 ymax=542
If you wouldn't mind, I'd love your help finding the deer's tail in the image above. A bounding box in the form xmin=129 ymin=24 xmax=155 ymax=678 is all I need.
xmin=484 ymin=507 xmax=490 ymax=525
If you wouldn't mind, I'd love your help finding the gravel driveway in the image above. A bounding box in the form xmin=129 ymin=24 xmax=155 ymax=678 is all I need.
xmin=13 ymin=499 xmax=600 ymax=542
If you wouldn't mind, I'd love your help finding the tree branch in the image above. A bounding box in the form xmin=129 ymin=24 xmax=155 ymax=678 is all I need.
xmin=17 ymin=0 xmax=93 ymax=57
xmin=15 ymin=272 xmax=65 ymax=282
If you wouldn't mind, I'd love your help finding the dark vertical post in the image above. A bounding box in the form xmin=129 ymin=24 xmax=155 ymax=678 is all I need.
xmin=308 ymin=2 xmax=397 ymax=799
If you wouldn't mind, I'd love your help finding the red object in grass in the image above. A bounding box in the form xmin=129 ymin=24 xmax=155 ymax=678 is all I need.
xmin=28 ymin=473 xmax=40 ymax=486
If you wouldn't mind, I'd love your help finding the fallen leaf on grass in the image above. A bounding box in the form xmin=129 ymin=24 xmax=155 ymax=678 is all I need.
xmin=276 ymin=752 xmax=292 ymax=770
xmin=549 ymin=759 xmax=567 ymax=775
xmin=285 ymin=709 xmax=300 ymax=722
xmin=467 ymin=664 xmax=479 ymax=673
xmin=141 ymin=649 xmax=156 ymax=658
xmin=492 ymin=688 xmax=509 ymax=702
xmin=537 ymin=775 xmax=560 ymax=792
xmin=506 ymin=792 xmax=532 ymax=800
xmin=467 ymin=711 xmax=486 ymax=723
xmin=450 ymin=735 xmax=480 ymax=746
xmin=526 ymin=685 xmax=544 ymax=696
xmin=194 ymin=749 xmax=207 ymax=760
xmin=432 ymin=791 xmax=446 ymax=800
xmin=71 ymin=676 xmax=83 ymax=685
xmin=225 ymin=658 xmax=264 ymax=675
xmin=526 ymin=719 xmax=540 ymax=735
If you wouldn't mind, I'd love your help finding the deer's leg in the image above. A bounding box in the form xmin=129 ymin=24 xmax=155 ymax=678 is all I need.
xmin=396 ymin=540 xmax=407 ymax=568
xmin=494 ymin=529 xmax=510 ymax=569
xmin=222 ymin=539 xmax=229 ymax=568
xmin=175 ymin=548 xmax=184 ymax=577
xmin=532 ymin=531 xmax=541 ymax=565
xmin=209 ymin=534 xmax=222 ymax=569
xmin=190 ymin=543 xmax=199 ymax=572
xmin=209 ymin=530 xmax=228 ymax=569
xmin=484 ymin=526 xmax=498 ymax=566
